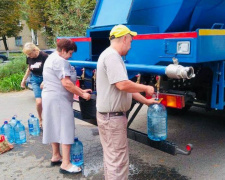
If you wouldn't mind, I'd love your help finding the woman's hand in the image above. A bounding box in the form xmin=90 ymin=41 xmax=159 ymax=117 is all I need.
xmin=21 ymin=80 xmax=26 ymax=88
xmin=82 ymin=92 xmax=91 ymax=101
xmin=83 ymin=89 xmax=92 ymax=94
xmin=40 ymin=82 xmax=44 ymax=89
xmin=21 ymin=68 xmax=30 ymax=89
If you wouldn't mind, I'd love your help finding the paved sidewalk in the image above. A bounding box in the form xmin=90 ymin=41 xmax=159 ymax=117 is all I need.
xmin=0 ymin=90 xmax=192 ymax=180
xmin=0 ymin=90 xmax=104 ymax=180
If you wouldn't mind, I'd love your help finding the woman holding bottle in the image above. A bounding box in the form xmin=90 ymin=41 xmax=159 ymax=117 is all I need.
xmin=42 ymin=38 xmax=91 ymax=174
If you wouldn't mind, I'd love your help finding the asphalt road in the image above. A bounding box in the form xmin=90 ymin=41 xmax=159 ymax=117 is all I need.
xmin=0 ymin=90 xmax=225 ymax=180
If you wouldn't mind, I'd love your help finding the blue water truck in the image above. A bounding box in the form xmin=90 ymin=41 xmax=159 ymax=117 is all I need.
xmin=58 ymin=0 xmax=225 ymax=155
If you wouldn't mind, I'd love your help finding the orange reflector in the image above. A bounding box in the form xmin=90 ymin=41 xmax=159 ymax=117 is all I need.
xmin=146 ymin=93 xmax=185 ymax=109
xmin=166 ymin=95 xmax=177 ymax=107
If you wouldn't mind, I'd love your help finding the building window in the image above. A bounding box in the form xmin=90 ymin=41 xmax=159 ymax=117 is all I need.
xmin=15 ymin=36 xmax=23 ymax=46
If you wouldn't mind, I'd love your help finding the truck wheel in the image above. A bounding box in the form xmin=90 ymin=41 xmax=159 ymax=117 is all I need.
xmin=167 ymin=105 xmax=191 ymax=115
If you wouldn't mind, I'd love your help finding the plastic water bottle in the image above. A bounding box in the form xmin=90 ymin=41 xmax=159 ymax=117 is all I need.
xmin=14 ymin=121 xmax=26 ymax=144
xmin=1 ymin=121 xmax=14 ymax=143
xmin=9 ymin=115 xmax=18 ymax=128
xmin=28 ymin=114 xmax=40 ymax=136
xmin=147 ymin=103 xmax=167 ymax=141
xmin=70 ymin=137 xmax=84 ymax=166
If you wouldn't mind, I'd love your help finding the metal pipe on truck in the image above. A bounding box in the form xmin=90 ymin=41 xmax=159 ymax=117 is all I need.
xmin=69 ymin=60 xmax=195 ymax=79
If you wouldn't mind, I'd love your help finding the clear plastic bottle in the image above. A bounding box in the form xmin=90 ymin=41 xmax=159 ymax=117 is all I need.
xmin=1 ymin=121 xmax=14 ymax=143
xmin=14 ymin=121 xmax=26 ymax=144
xmin=9 ymin=115 xmax=18 ymax=128
xmin=147 ymin=103 xmax=167 ymax=141
xmin=70 ymin=137 xmax=84 ymax=166
xmin=28 ymin=114 xmax=40 ymax=136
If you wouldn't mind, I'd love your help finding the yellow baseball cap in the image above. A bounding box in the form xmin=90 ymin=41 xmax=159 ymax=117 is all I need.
xmin=109 ymin=24 xmax=137 ymax=40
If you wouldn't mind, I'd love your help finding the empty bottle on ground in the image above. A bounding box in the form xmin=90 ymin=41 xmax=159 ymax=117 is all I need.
xmin=147 ymin=103 xmax=167 ymax=141
xmin=9 ymin=115 xmax=18 ymax=128
xmin=70 ymin=137 xmax=84 ymax=166
xmin=28 ymin=114 xmax=40 ymax=136
xmin=1 ymin=121 xmax=14 ymax=143
xmin=14 ymin=121 xmax=26 ymax=144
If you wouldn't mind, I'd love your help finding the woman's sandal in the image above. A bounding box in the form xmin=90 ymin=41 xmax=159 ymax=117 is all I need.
xmin=51 ymin=159 xmax=62 ymax=166
xmin=59 ymin=165 xmax=82 ymax=174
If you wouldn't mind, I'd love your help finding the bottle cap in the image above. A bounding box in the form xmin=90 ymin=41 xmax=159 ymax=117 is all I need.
xmin=12 ymin=117 xmax=15 ymax=119
xmin=29 ymin=113 xmax=34 ymax=117
xmin=74 ymin=137 xmax=78 ymax=141
xmin=4 ymin=121 xmax=8 ymax=124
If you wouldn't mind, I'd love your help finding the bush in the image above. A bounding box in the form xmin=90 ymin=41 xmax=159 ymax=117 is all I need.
xmin=0 ymin=73 xmax=24 ymax=92
xmin=0 ymin=53 xmax=27 ymax=92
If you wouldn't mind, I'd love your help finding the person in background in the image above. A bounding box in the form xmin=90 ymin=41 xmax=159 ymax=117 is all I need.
xmin=42 ymin=38 xmax=91 ymax=174
xmin=96 ymin=24 xmax=159 ymax=180
xmin=21 ymin=43 xmax=48 ymax=128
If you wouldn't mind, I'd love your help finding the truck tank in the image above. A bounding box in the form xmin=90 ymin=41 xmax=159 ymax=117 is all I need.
xmin=64 ymin=0 xmax=225 ymax=110
xmin=63 ymin=0 xmax=225 ymax=155
xmin=91 ymin=0 xmax=225 ymax=33
xmin=86 ymin=0 xmax=225 ymax=64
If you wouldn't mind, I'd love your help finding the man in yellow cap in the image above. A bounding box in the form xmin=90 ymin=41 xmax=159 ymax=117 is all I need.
xmin=96 ymin=24 xmax=158 ymax=180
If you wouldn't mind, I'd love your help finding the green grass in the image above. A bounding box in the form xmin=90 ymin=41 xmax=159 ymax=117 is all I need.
xmin=0 ymin=53 xmax=27 ymax=92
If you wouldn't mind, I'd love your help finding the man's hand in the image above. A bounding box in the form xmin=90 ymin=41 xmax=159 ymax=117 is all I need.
xmin=145 ymin=98 xmax=160 ymax=106
xmin=145 ymin=86 xmax=154 ymax=96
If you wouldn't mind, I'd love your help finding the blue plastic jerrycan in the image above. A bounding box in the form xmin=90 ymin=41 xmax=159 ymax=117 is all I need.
xmin=14 ymin=121 xmax=26 ymax=144
xmin=70 ymin=137 xmax=84 ymax=167
xmin=147 ymin=103 xmax=167 ymax=141
xmin=28 ymin=114 xmax=40 ymax=136
xmin=1 ymin=121 xmax=14 ymax=143
xmin=9 ymin=115 xmax=18 ymax=128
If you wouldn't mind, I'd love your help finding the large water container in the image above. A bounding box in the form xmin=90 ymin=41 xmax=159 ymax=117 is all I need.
xmin=91 ymin=0 xmax=225 ymax=33
xmin=147 ymin=103 xmax=167 ymax=141
xmin=70 ymin=137 xmax=84 ymax=166
xmin=28 ymin=114 xmax=40 ymax=136
xmin=9 ymin=115 xmax=18 ymax=128
xmin=14 ymin=121 xmax=26 ymax=144
xmin=1 ymin=121 xmax=14 ymax=143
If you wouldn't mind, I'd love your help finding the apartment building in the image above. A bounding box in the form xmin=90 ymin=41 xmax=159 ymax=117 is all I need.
xmin=0 ymin=20 xmax=48 ymax=52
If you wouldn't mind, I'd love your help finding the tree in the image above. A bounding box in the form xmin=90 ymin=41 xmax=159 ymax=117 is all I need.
xmin=26 ymin=0 xmax=53 ymax=41
xmin=26 ymin=0 xmax=96 ymax=47
xmin=0 ymin=0 xmax=23 ymax=54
